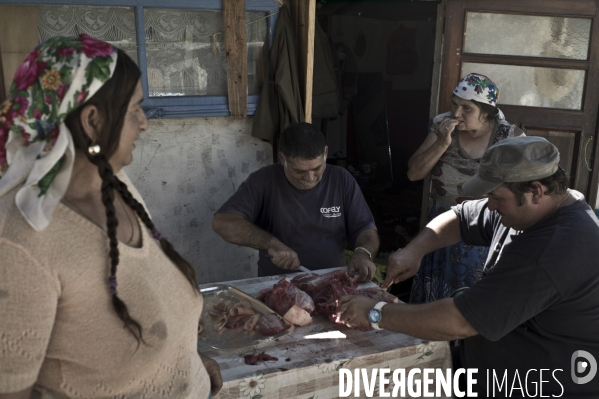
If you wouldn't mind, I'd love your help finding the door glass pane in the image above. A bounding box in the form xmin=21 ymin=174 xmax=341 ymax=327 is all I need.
xmin=38 ymin=5 xmax=138 ymax=64
xmin=145 ymin=9 xmax=267 ymax=97
xmin=524 ymin=128 xmax=577 ymax=186
xmin=465 ymin=12 xmax=591 ymax=60
xmin=462 ymin=62 xmax=585 ymax=110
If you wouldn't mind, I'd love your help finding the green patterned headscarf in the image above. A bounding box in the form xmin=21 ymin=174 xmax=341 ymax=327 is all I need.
xmin=453 ymin=72 xmax=500 ymax=106
xmin=0 ymin=34 xmax=117 ymax=231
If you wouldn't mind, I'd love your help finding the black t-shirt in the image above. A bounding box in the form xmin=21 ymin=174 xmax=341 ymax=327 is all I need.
xmin=453 ymin=194 xmax=599 ymax=397
xmin=217 ymin=164 xmax=376 ymax=276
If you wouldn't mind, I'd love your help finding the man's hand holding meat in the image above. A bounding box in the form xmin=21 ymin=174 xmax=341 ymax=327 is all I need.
xmin=335 ymin=295 xmax=377 ymax=329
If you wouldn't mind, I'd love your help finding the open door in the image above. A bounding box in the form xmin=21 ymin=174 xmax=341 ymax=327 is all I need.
xmin=440 ymin=0 xmax=599 ymax=206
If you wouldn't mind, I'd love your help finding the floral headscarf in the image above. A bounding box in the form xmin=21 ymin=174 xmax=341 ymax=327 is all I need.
xmin=0 ymin=34 xmax=117 ymax=231
xmin=453 ymin=73 xmax=500 ymax=107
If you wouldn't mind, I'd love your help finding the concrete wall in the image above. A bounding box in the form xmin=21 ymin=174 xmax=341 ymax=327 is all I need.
xmin=124 ymin=117 xmax=272 ymax=284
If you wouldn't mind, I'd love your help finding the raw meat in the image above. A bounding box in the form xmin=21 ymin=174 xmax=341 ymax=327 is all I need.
xmin=357 ymin=287 xmax=400 ymax=303
xmin=203 ymin=299 xmax=290 ymax=336
xmin=244 ymin=314 xmax=261 ymax=331
xmin=257 ymin=277 xmax=314 ymax=326
xmin=254 ymin=313 xmax=291 ymax=335
xmin=291 ymin=270 xmax=398 ymax=323
xmin=291 ymin=269 xmax=357 ymax=297
xmin=244 ymin=351 xmax=279 ymax=365
xmin=208 ymin=299 xmax=256 ymax=332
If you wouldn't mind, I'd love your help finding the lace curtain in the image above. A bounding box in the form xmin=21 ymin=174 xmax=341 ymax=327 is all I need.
xmin=37 ymin=5 xmax=268 ymax=98
xmin=38 ymin=6 xmax=138 ymax=64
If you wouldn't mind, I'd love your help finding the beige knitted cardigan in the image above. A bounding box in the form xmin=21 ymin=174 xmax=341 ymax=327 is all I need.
xmin=0 ymin=172 xmax=210 ymax=398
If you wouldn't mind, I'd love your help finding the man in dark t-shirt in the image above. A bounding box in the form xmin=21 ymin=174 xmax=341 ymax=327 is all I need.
xmin=336 ymin=137 xmax=599 ymax=397
xmin=212 ymin=123 xmax=379 ymax=282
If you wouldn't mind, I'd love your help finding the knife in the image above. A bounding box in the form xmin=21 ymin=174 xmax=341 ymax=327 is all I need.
xmin=264 ymin=254 xmax=311 ymax=273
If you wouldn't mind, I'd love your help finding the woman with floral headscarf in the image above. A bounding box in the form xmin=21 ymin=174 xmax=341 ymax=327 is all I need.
xmin=0 ymin=35 xmax=220 ymax=399
xmin=400 ymin=73 xmax=525 ymax=303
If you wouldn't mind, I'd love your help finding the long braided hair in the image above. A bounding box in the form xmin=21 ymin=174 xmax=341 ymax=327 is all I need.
xmin=64 ymin=49 xmax=199 ymax=344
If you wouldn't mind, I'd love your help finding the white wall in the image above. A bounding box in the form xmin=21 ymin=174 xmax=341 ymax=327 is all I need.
xmin=124 ymin=117 xmax=272 ymax=284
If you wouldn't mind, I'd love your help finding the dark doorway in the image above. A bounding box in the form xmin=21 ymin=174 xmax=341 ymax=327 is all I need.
xmin=315 ymin=0 xmax=440 ymax=301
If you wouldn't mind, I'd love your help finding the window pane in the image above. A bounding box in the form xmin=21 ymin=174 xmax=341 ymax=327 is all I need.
xmin=465 ymin=12 xmax=591 ymax=60
xmin=38 ymin=5 xmax=138 ymax=64
xmin=145 ymin=9 xmax=267 ymax=97
xmin=462 ymin=62 xmax=585 ymax=110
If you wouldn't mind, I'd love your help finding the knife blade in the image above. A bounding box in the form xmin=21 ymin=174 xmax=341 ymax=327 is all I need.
xmin=264 ymin=254 xmax=311 ymax=273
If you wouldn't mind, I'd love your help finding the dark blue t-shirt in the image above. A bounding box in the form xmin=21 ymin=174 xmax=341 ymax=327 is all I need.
xmin=453 ymin=194 xmax=599 ymax=397
xmin=217 ymin=163 xmax=376 ymax=276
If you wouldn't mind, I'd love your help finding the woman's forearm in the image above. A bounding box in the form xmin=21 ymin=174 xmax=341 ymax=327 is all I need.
xmin=407 ymin=139 xmax=451 ymax=181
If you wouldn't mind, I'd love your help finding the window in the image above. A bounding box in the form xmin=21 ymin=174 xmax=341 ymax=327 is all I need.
xmin=2 ymin=0 xmax=279 ymax=118
xmin=462 ymin=11 xmax=591 ymax=110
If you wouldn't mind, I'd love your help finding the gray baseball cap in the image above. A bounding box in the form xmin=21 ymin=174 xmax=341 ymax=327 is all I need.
xmin=462 ymin=136 xmax=560 ymax=197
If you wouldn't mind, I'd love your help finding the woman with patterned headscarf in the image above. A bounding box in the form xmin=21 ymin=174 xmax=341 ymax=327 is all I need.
xmin=0 ymin=35 xmax=220 ymax=398
xmin=402 ymin=73 xmax=525 ymax=303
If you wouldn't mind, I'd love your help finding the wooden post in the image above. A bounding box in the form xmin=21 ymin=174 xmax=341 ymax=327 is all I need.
xmin=223 ymin=0 xmax=248 ymax=117
xmin=420 ymin=0 xmax=446 ymax=231
xmin=294 ymin=0 xmax=316 ymax=123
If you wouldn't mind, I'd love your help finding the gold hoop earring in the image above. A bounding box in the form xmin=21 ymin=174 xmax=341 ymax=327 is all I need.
xmin=88 ymin=144 xmax=101 ymax=155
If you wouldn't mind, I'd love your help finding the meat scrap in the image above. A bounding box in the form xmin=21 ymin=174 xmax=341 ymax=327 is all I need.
xmin=291 ymin=270 xmax=399 ymax=324
xmin=254 ymin=313 xmax=291 ymax=336
xmin=209 ymin=299 xmax=257 ymax=332
xmin=357 ymin=286 xmax=399 ymax=303
xmin=292 ymin=269 xmax=357 ymax=297
xmin=204 ymin=299 xmax=288 ymax=336
xmin=244 ymin=351 xmax=279 ymax=365
xmin=257 ymin=278 xmax=315 ymax=326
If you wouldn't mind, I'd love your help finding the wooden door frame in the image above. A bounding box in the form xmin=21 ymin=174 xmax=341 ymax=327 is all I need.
xmin=441 ymin=0 xmax=599 ymax=206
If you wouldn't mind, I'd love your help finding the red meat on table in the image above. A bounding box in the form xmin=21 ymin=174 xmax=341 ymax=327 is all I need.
xmin=254 ymin=313 xmax=292 ymax=336
xmin=291 ymin=270 xmax=398 ymax=323
xmin=257 ymin=277 xmax=315 ymax=326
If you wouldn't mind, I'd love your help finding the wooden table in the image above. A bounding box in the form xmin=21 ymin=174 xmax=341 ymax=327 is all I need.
xmin=200 ymin=268 xmax=452 ymax=399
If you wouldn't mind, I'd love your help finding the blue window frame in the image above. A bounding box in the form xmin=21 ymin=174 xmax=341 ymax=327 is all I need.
xmin=0 ymin=0 xmax=279 ymax=118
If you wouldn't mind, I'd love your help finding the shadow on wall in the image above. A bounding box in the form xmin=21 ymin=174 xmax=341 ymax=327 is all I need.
xmin=124 ymin=117 xmax=273 ymax=284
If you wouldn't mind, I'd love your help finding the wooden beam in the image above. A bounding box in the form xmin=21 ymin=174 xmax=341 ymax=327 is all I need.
xmin=223 ymin=0 xmax=248 ymax=117
xmin=295 ymin=0 xmax=316 ymax=123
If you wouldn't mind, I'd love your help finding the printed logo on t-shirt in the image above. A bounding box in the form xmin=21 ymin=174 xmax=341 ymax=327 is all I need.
xmin=321 ymin=206 xmax=342 ymax=218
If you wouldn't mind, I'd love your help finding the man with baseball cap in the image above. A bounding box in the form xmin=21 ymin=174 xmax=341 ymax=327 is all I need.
xmin=336 ymin=136 xmax=599 ymax=396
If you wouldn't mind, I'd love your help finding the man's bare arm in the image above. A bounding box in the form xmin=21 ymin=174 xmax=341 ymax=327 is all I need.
xmin=212 ymin=213 xmax=300 ymax=269
xmin=382 ymin=210 xmax=462 ymax=288
xmin=336 ymin=296 xmax=477 ymax=341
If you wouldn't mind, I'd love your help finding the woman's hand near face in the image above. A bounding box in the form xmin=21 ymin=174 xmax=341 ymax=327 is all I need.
xmin=437 ymin=117 xmax=459 ymax=146
xmin=407 ymin=117 xmax=455 ymax=181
